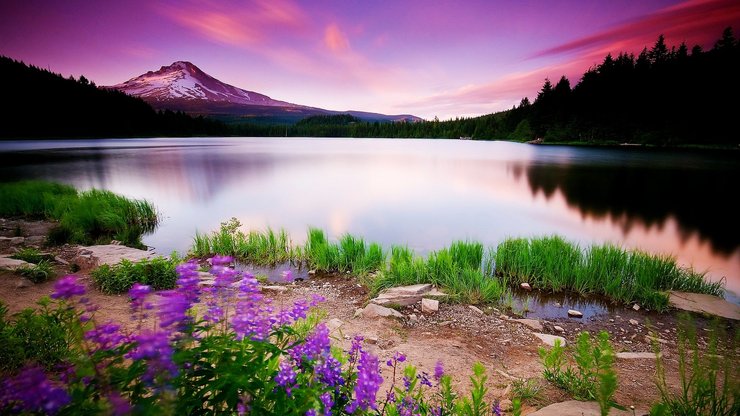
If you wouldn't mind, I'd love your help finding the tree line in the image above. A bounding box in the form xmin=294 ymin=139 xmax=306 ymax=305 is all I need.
xmin=0 ymin=56 xmax=228 ymax=138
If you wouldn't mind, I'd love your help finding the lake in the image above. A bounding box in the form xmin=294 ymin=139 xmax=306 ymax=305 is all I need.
xmin=1 ymin=138 xmax=738 ymax=301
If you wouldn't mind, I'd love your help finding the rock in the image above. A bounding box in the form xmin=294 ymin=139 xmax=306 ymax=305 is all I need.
xmin=553 ymin=325 xmax=565 ymax=333
xmin=667 ymin=291 xmax=740 ymax=321
xmin=308 ymin=269 xmax=316 ymax=275
xmin=16 ymin=278 xmax=33 ymax=288
xmin=645 ymin=335 xmax=669 ymax=345
xmin=421 ymin=298 xmax=439 ymax=313
xmin=528 ymin=400 xmax=642 ymax=415
xmin=439 ymin=321 xmax=453 ymax=326
xmin=553 ymin=302 xmax=562 ymax=308
xmin=567 ymin=309 xmax=583 ymax=318
xmin=361 ymin=303 xmax=404 ymax=319
xmin=72 ymin=245 xmax=154 ymax=270
xmin=409 ymin=314 xmax=418 ymax=322
xmin=520 ymin=282 xmax=532 ymax=291
xmin=365 ymin=335 xmax=378 ymax=344
xmin=0 ymin=256 xmax=31 ymax=271
xmin=262 ymin=285 xmax=288 ymax=293
xmin=371 ymin=284 xmax=438 ymax=307
xmin=616 ymin=352 xmax=658 ymax=360
xmin=353 ymin=308 xmax=363 ymax=319
xmin=54 ymin=256 xmax=69 ymax=265
xmin=24 ymin=235 xmax=46 ymax=246
xmin=198 ymin=279 xmax=216 ymax=286
xmin=633 ymin=304 xmax=641 ymax=311
xmin=629 ymin=319 xmax=639 ymax=326
xmin=326 ymin=318 xmax=344 ymax=332
xmin=512 ymin=318 xmax=543 ymax=331
xmin=533 ymin=333 xmax=566 ymax=347
xmin=0 ymin=237 xmax=25 ymax=250
xmin=469 ymin=305 xmax=484 ymax=315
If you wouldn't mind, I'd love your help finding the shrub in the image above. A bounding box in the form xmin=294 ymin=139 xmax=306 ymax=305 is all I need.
xmin=91 ymin=255 xmax=179 ymax=294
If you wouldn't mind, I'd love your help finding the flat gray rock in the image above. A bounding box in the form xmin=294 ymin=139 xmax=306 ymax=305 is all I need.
xmin=326 ymin=318 xmax=344 ymax=332
xmin=668 ymin=291 xmax=740 ymax=321
xmin=0 ymin=256 xmax=31 ymax=271
xmin=73 ymin=245 xmax=154 ymax=269
xmin=361 ymin=303 xmax=404 ymax=319
xmin=372 ymin=284 xmax=445 ymax=307
xmin=533 ymin=333 xmax=566 ymax=347
xmin=616 ymin=352 xmax=658 ymax=360
xmin=421 ymin=298 xmax=439 ymax=313
xmin=512 ymin=318 xmax=543 ymax=331
xmin=528 ymin=400 xmax=643 ymax=415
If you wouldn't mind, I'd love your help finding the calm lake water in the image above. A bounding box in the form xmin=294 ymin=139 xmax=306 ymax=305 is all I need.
xmin=1 ymin=138 xmax=738 ymax=301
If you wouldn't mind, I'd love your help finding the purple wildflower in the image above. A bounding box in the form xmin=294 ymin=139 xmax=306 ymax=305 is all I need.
xmin=305 ymin=410 xmax=317 ymax=416
xmin=320 ymin=392 xmax=333 ymax=416
xmin=418 ymin=371 xmax=432 ymax=388
xmin=403 ymin=376 xmax=412 ymax=391
xmin=129 ymin=283 xmax=151 ymax=309
xmin=396 ymin=396 xmax=420 ymax=416
xmin=345 ymin=350 xmax=382 ymax=413
xmin=126 ymin=331 xmax=177 ymax=383
xmin=386 ymin=391 xmax=396 ymax=403
xmin=0 ymin=366 xmax=70 ymax=415
xmin=107 ymin=391 xmax=131 ymax=416
xmin=310 ymin=293 xmax=326 ymax=307
xmin=210 ymin=255 xmax=233 ymax=266
xmin=50 ymin=275 xmax=85 ymax=300
xmin=176 ymin=260 xmax=201 ymax=304
xmin=85 ymin=322 xmax=125 ymax=352
xmin=291 ymin=299 xmax=309 ymax=321
xmin=349 ymin=335 xmax=364 ymax=362
xmin=315 ymin=354 xmax=345 ymax=387
xmin=492 ymin=400 xmax=502 ymax=416
xmin=157 ymin=290 xmax=191 ymax=331
xmin=275 ymin=361 xmax=297 ymax=396
xmin=434 ymin=361 xmax=445 ymax=381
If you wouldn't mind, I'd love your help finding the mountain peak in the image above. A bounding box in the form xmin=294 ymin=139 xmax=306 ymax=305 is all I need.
xmin=111 ymin=61 xmax=289 ymax=106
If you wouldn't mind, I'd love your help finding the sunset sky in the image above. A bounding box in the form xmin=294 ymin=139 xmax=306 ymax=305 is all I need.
xmin=2 ymin=0 xmax=739 ymax=120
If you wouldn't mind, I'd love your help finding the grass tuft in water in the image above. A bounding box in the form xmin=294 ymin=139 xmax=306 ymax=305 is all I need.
xmin=0 ymin=181 xmax=158 ymax=248
xmin=495 ymin=236 xmax=723 ymax=311
xmin=190 ymin=218 xmax=295 ymax=266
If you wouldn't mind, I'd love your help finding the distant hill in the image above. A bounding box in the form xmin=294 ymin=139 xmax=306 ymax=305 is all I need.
xmin=109 ymin=61 xmax=421 ymax=124
xmin=0 ymin=56 xmax=227 ymax=138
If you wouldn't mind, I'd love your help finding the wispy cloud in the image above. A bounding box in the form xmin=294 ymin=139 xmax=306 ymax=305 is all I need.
xmin=534 ymin=0 xmax=740 ymax=58
xmin=324 ymin=23 xmax=350 ymax=53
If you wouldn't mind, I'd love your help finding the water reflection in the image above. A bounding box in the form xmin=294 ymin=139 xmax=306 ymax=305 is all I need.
xmin=0 ymin=138 xmax=737 ymax=298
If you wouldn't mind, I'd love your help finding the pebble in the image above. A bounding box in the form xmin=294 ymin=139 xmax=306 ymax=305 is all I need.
xmin=629 ymin=319 xmax=639 ymax=326
xmin=567 ymin=309 xmax=583 ymax=318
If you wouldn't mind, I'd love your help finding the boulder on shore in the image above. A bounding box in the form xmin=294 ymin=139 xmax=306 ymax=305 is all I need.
xmin=360 ymin=303 xmax=404 ymax=319
xmin=73 ymin=245 xmax=154 ymax=270
xmin=668 ymin=291 xmax=740 ymax=321
xmin=371 ymin=284 xmax=446 ymax=307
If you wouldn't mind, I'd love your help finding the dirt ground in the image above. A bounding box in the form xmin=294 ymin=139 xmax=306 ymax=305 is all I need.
xmin=1 ymin=219 xmax=737 ymax=414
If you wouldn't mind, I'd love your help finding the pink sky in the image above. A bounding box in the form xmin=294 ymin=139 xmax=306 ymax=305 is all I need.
xmin=1 ymin=0 xmax=738 ymax=120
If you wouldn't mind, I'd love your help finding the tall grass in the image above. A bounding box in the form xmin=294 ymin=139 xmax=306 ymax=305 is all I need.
xmin=0 ymin=180 xmax=158 ymax=247
xmin=303 ymin=228 xmax=386 ymax=275
xmin=495 ymin=236 xmax=723 ymax=311
xmin=190 ymin=218 xmax=296 ymax=266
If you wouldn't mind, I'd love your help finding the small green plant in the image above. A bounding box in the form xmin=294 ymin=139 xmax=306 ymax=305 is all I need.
xmin=91 ymin=255 xmax=179 ymax=294
xmin=651 ymin=314 xmax=739 ymax=415
xmin=10 ymin=247 xmax=46 ymax=264
xmin=16 ymin=260 xmax=54 ymax=283
xmin=456 ymin=362 xmax=490 ymax=416
xmin=539 ymin=331 xmax=618 ymax=413
xmin=511 ymin=378 xmax=543 ymax=403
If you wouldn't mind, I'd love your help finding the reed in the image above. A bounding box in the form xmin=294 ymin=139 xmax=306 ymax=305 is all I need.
xmin=495 ymin=236 xmax=723 ymax=310
xmin=190 ymin=218 xmax=295 ymax=266
xmin=303 ymin=229 xmax=386 ymax=276
xmin=0 ymin=181 xmax=158 ymax=247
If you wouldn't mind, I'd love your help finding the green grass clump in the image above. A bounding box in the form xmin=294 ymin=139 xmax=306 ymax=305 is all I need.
xmin=191 ymin=218 xmax=296 ymax=266
xmin=303 ymin=229 xmax=386 ymax=276
xmin=10 ymin=247 xmax=46 ymax=264
xmin=17 ymin=260 xmax=55 ymax=283
xmin=0 ymin=181 xmax=158 ymax=248
xmin=91 ymin=255 xmax=179 ymax=294
xmin=495 ymin=236 xmax=723 ymax=310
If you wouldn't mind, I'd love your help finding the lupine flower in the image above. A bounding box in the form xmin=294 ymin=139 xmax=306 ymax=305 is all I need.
xmin=50 ymin=275 xmax=85 ymax=300
xmin=345 ymin=350 xmax=382 ymax=413
xmin=291 ymin=324 xmax=330 ymax=363
xmin=386 ymin=391 xmax=396 ymax=403
xmin=349 ymin=335 xmax=364 ymax=360
xmin=492 ymin=400 xmax=502 ymax=416
xmin=274 ymin=361 xmax=297 ymax=396
xmin=310 ymin=293 xmax=326 ymax=307
xmin=320 ymin=392 xmax=333 ymax=416
xmin=396 ymin=396 xmax=420 ymax=416
xmin=157 ymin=291 xmax=191 ymax=331
xmin=418 ymin=371 xmax=432 ymax=388
xmin=291 ymin=299 xmax=309 ymax=321
xmin=85 ymin=322 xmax=125 ymax=352
xmin=0 ymin=366 xmax=70 ymax=415
xmin=176 ymin=261 xmax=202 ymax=304
xmin=210 ymin=255 xmax=233 ymax=266
xmin=434 ymin=361 xmax=445 ymax=381
xmin=126 ymin=331 xmax=177 ymax=383
xmin=107 ymin=391 xmax=131 ymax=416
xmin=403 ymin=376 xmax=412 ymax=391
xmin=305 ymin=410 xmax=317 ymax=416
xmin=315 ymin=355 xmax=344 ymax=387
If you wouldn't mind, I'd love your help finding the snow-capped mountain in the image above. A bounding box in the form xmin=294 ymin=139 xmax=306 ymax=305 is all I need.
xmin=108 ymin=61 xmax=420 ymax=123
xmin=110 ymin=61 xmax=293 ymax=107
